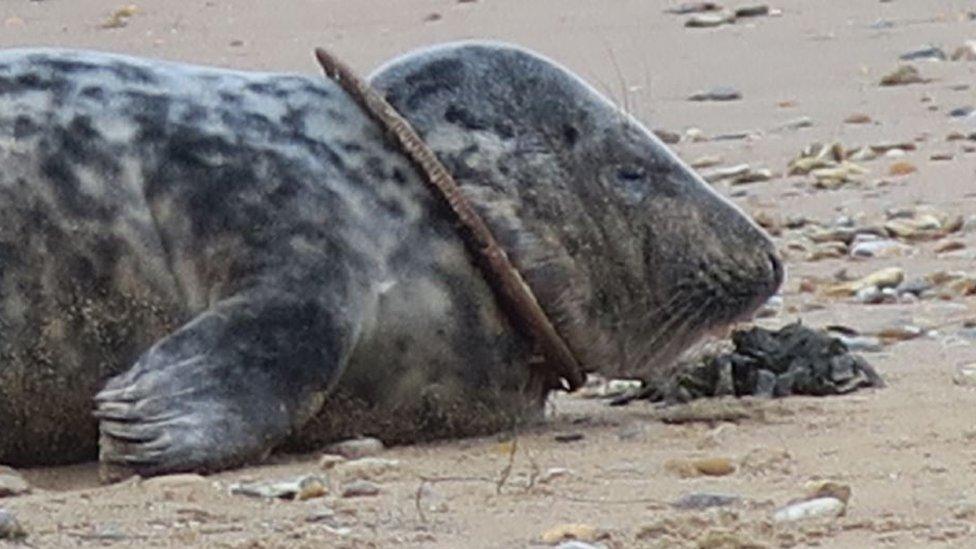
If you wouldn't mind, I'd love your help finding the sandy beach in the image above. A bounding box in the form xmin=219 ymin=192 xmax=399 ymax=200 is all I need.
xmin=2 ymin=1 xmax=976 ymax=547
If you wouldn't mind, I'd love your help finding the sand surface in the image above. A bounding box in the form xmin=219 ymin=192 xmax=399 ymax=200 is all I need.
xmin=2 ymin=0 xmax=976 ymax=547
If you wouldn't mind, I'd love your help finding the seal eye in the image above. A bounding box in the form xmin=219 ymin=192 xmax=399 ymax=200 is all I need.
xmin=612 ymin=165 xmax=651 ymax=206
xmin=616 ymin=165 xmax=646 ymax=182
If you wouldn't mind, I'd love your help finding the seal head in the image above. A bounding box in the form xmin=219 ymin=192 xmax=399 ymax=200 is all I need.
xmin=370 ymin=42 xmax=783 ymax=381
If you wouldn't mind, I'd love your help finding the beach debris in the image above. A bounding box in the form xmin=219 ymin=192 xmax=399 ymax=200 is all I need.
xmin=880 ymin=65 xmax=929 ymax=86
xmin=688 ymin=85 xmax=742 ymax=101
xmin=649 ymin=323 xmax=884 ymax=403
xmin=230 ymin=475 xmax=328 ymax=500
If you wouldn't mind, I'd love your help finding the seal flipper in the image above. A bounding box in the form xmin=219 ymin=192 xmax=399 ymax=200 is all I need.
xmin=95 ymin=287 xmax=358 ymax=477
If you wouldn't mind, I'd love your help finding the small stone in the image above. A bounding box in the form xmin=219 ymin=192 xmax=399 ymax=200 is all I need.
xmin=955 ymin=364 xmax=976 ymax=387
xmin=701 ymin=163 xmax=751 ymax=183
xmin=877 ymin=324 xmax=924 ymax=342
xmin=825 ymin=267 xmax=904 ymax=297
xmin=334 ymin=457 xmax=400 ymax=481
xmin=688 ymin=86 xmax=742 ymax=101
xmin=773 ymin=497 xmax=846 ymax=523
xmin=665 ymin=457 xmax=736 ymax=478
xmin=318 ymin=454 xmax=347 ymax=470
xmin=951 ymin=40 xmax=976 ymax=61
xmin=554 ymin=432 xmax=585 ymax=443
xmin=323 ymin=437 xmax=384 ymax=459
xmin=778 ymin=116 xmax=813 ymax=130
xmin=844 ymin=113 xmax=872 ymax=124
xmin=230 ymin=474 xmax=328 ymax=500
xmin=0 ymin=467 xmax=30 ymax=498
xmin=899 ymin=45 xmax=948 ymax=61
xmin=804 ymin=481 xmax=852 ymax=504
xmin=888 ymin=161 xmax=917 ymax=176
xmin=855 ymin=285 xmax=884 ymax=304
xmin=666 ymin=2 xmax=722 ymax=15
xmin=342 ymin=479 xmax=380 ymax=498
xmin=734 ymin=4 xmax=769 ymax=18
xmin=690 ymin=155 xmax=723 ymax=169
xmin=653 ymin=128 xmax=681 ymax=144
xmin=422 ymin=12 xmax=442 ymax=22
xmin=836 ymin=335 xmax=884 ymax=352
xmin=850 ymin=238 xmax=909 ymax=258
xmin=101 ymin=4 xmax=138 ymax=29
xmin=0 ymin=508 xmax=26 ymax=540
xmin=949 ymin=106 xmax=975 ymax=118
xmin=556 ymin=542 xmax=601 ymax=549
xmin=879 ymin=65 xmax=928 ymax=86
xmin=141 ymin=474 xmax=206 ymax=489
xmin=539 ymin=467 xmax=573 ymax=484
xmin=930 ymin=152 xmax=954 ymax=161
xmin=672 ymin=492 xmax=742 ymax=510
xmin=730 ymin=167 xmax=773 ymax=185
xmin=870 ymin=141 xmax=917 ymax=154
xmin=540 ymin=523 xmax=600 ymax=544
xmin=935 ymin=240 xmax=965 ymax=253
xmin=305 ymin=507 xmax=336 ymax=523
xmin=685 ymin=12 xmax=736 ymax=27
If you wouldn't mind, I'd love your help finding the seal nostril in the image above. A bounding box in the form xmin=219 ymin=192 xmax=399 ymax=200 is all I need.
xmin=767 ymin=252 xmax=784 ymax=291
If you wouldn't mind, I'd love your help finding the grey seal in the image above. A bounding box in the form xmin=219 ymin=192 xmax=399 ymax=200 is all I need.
xmin=0 ymin=41 xmax=782 ymax=475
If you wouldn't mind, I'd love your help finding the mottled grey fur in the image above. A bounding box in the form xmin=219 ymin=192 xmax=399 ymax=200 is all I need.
xmin=0 ymin=42 xmax=781 ymax=475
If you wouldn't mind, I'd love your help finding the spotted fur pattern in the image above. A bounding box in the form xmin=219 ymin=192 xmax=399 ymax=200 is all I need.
xmin=0 ymin=49 xmax=534 ymax=471
xmin=0 ymin=43 xmax=780 ymax=474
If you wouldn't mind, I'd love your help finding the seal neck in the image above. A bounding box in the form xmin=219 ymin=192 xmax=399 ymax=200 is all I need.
xmin=314 ymin=47 xmax=586 ymax=392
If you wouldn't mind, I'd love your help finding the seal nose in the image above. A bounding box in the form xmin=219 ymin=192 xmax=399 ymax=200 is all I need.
xmin=767 ymin=251 xmax=784 ymax=294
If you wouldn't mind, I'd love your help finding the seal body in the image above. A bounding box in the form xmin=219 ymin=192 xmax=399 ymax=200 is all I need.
xmin=0 ymin=43 xmax=780 ymax=474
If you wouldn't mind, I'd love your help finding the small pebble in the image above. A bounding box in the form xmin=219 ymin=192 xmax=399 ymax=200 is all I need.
xmin=688 ymin=86 xmax=742 ymax=101
xmin=685 ymin=12 xmax=736 ymax=28
xmin=672 ymin=492 xmax=742 ymax=510
xmin=773 ymin=497 xmax=846 ymax=523
xmin=323 ymin=437 xmax=385 ymax=459
xmin=318 ymin=453 xmax=347 ymax=470
xmin=0 ymin=468 xmax=30 ymax=498
xmin=899 ymin=45 xmax=947 ymax=62
xmin=334 ymin=457 xmax=401 ymax=481
xmin=953 ymin=364 xmax=976 ymax=387
xmin=0 ymin=508 xmax=25 ymax=540
xmin=540 ymin=523 xmax=600 ymax=544
xmin=342 ymin=479 xmax=381 ymax=498
xmin=734 ymin=4 xmax=770 ymax=18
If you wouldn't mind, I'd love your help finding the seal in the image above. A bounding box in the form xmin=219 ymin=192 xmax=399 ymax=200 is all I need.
xmin=0 ymin=42 xmax=782 ymax=475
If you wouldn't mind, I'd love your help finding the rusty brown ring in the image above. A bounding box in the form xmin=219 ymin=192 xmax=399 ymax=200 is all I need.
xmin=314 ymin=47 xmax=585 ymax=392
